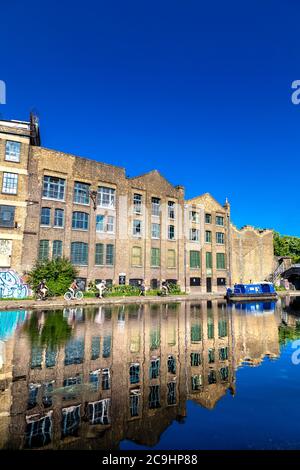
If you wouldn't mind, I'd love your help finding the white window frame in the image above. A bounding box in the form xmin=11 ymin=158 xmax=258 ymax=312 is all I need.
xmin=2 ymin=172 xmax=18 ymax=194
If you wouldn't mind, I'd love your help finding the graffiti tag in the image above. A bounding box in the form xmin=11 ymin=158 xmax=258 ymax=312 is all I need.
xmin=0 ymin=270 xmax=29 ymax=299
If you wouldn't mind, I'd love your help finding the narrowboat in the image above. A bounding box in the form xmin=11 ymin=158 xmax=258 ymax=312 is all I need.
xmin=226 ymin=282 xmax=278 ymax=302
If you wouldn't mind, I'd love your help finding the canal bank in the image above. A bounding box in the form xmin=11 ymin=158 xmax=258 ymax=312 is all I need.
xmin=0 ymin=290 xmax=299 ymax=311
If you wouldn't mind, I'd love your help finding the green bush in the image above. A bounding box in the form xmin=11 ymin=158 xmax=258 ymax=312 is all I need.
xmin=107 ymin=284 xmax=140 ymax=297
xmin=28 ymin=257 xmax=78 ymax=296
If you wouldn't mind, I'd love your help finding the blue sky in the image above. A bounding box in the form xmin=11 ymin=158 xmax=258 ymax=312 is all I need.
xmin=1 ymin=0 xmax=299 ymax=235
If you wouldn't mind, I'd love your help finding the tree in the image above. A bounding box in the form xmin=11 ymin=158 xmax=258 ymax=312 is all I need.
xmin=274 ymin=231 xmax=300 ymax=263
xmin=28 ymin=257 xmax=78 ymax=296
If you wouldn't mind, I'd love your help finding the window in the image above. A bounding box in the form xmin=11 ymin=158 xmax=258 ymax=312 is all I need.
xmin=168 ymin=355 xmax=176 ymax=374
xmin=87 ymin=399 xmax=110 ymax=425
xmin=95 ymin=243 xmax=104 ymax=265
xmin=167 ymin=381 xmax=176 ymax=405
xmin=167 ymin=249 xmax=176 ymax=268
xmin=151 ymin=278 xmax=159 ymax=289
xmin=52 ymin=240 xmax=62 ymax=258
xmin=103 ymin=335 xmax=111 ymax=358
xmin=208 ymin=348 xmax=215 ymax=364
xmin=72 ymin=211 xmax=89 ymax=230
xmin=168 ymin=225 xmax=175 ymax=240
xmin=54 ymin=208 xmax=64 ymax=227
xmin=132 ymin=246 xmax=142 ymax=266
xmin=96 ymin=214 xmax=105 ymax=232
xmin=71 ymin=242 xmax=88 ymax=265
xmin=151 ymin=197 xmax=160 ymax=216
xmin=206 ymin=252 xmax=212 ymax=269
xmin=168 ymin=201 xmax=175 ymax=219
xmin=208 ymin=370 xmax=217 ymax=384
xmin=216 ymin=232 xmax=225 ymax=244
xmin=149 ymin=385 xmax=160 ymax=409
xmin=149 ymin=358 xmax=160 ymax=379
xmin=39 ymin=240 xmax=49 ymax=260
xmin=40 ymin=207 xmax=51 ymax=226
xmin=207 ymin=310 xmax=214 ymax=339
xmin=216 ymin=253 xmax=225 ymax=269
xmin=191 ymin=374 xmax=202 ymax=391
xmin=130 ymin=390 xmax=140 ymax=417
xmin=107 ymin=216 xmax=115 ymax=233
xmin=31 ymin=346 xmax=43 ymax=369
xmin=216 ymin=215 xmax=224 ymax=226
xmin=91 ymin=336 xmax=100 ymax=360
xmin=61 ymin=405 xmax=81 ymax=438
xmin=130 ymin=363 xmax=140 ymax=384
xmin=106 ymin=244 xmax=114 ymax=265
xmin=218 ymin=316 xmax=228 ymax=338
xmin=73 ymin=182 xmax=90 ymax=204
xmin=97 ymin=186 xmax=115 ymax=208
xmin=189 ymin=228 xmax=199 ymax=241
xmin=89 ymin=370 xmax=100 ymax=391
xmin=190 ymin=250 xmax=200 ymax=269
xmin=190 ymin=211 xmax=200 ymax=223
xmin=102 ymin=368 xmax=111 ymax=390
xmin=151 ymin=248 xmax=160 ymax=267
xmin=219 ymin=347 xmax=228 ymax=361
xmin=133 ymin=193 xmax=142 ymax=214
xmin=151 ymin=223 xmax=160 ymax=239
xmin=133 ymin=219 xmax=142 ymax=236
xmin=28 ymin=383 xmax=40 ymax=409
xmin=191 ymin=352 xmax=201 ymax=366
xmin=25 ymin=413 xmax=52 ymax=448
xmin=5 ymin=141 xmax=21 ymax=162
xmin=45 ymin=347 xmax=57 ymax=368
xmin=64 ymin=338 xmax=84 ymax=365
xmin=220 ymin=366 xmax=229 ymax=381
xmin=217 ymin=277 xmax=226 ymax=286
xmin=2 ymin=172 xmax=18 ymax=194
xmin=190 ymin=277 xmax=201 ymax=286
xmin=0 ymin=205 xmax=15 ymax=227
xmin=43 ymin=176 xmax=65 ymax=200
xmin=205 ymin=213 xmax=212 ymax=224
xmin=205 ymin=230 xmax=212 ymax=243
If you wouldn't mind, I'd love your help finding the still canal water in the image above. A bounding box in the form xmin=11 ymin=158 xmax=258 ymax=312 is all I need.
xmin=0 ymin=297 xmax=300 ymax=450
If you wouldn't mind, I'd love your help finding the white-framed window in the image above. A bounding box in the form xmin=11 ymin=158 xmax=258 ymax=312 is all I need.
xmin=72 ymin=211 xmax=89 ymax=230
xmin=151 ymin=197 xmax=160 ymax=216
xmin=96 ymin=214 xmax=105 ymax=232
xmin=74 ymin=182 xmax=90 ymax=204
xmin=43 ymin=176 xmax=65 ymax=200
xmin=5 ymin=141 xmax=21 ymax=162
xmin=107 ymin=216 xmax=115 ymax=233
xmin=2 ymin=172 xmax=18 ymax=194
xmin=168 ymin=201 xmax=175 ymax=219
xmin=54 ymin=208 xmax=64 ymax=227
xmin=168 ymin=225 xmax=175 ymax=240
xmin=97 ymin=186 xmax=115 ymax=208
xmin=133 ymin=193 xmax=142 ymax=214
xmin=216 ymin=215 xmax=224 ymax=226
xmin=190 ymin=211 xmax=199 ymax=224
xmin=40 ymin=207 xmax=51 ymax=226
xmin=151 ymin=223 xmax=160 ymax=239
xmin=205 ymin=230 xmax=212 ymax=243
xmin=133 ymin=220 xmax=142 ymax=236
xmin=189 ymin=228 xmax=199 ymax=241
xmin=216 ymin=232 xmax=225 ymax=244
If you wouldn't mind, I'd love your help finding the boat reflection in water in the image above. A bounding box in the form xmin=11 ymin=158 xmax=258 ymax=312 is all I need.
xmin=0 ymin=299 xmax=291 ymax=450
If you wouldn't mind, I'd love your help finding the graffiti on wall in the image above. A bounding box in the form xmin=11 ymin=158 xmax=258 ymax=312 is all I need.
xmin=0 ymin=270 xmax=30 ymax=299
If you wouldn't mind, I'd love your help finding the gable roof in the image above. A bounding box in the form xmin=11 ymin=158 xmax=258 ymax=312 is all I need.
xmin=128 ymin=169 xmax=184 ymax=196
xmin=186 ymin=192 xmax=226 ymax=212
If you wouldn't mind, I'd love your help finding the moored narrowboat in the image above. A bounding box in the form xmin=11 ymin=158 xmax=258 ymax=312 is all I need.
xmin=226 ymin=282 xmax=278 ymax=302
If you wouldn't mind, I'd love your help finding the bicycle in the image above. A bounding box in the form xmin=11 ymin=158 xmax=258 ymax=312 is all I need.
xmin=64 ymin=289 xmax=83 ymax=301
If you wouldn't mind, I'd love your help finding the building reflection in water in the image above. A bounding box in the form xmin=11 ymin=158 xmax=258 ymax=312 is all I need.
xmin=0 ymin=300 xmax=284 ymax=449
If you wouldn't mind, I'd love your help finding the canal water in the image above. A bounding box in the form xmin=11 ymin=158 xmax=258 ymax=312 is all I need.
xmin=0 ymin=297 xmax=300 ymax=450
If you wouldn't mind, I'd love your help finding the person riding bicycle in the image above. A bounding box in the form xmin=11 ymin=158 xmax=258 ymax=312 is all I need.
xmin=96 ymin=279 xmax=107 ymax=299
xmin=161 ymin=280 xmax=169 ymax=296
xmin=69 ymin=279 xmax=79 ymax=298
xmin=37 ymin=279 xmax=48 ymax=300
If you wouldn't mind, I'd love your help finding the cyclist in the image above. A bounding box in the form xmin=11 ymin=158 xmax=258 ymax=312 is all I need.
xmin=96 ymin=280 xmax=106 ymax=299
xmin=37 ymin=279 xmax=48 ymax=300
xmin=161 ymin=280 xmax=169 ymax=296
xmin=69 ymin=279 xmax=79 ymax=298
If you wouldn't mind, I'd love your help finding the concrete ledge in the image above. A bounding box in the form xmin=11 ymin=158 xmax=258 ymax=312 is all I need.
xmin=0 ymin=293 xmax=226 ymax=311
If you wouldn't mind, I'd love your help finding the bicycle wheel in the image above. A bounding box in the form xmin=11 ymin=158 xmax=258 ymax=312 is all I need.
xmin=64 ymin=291 xmax=72 ymax=301
xmin=75 ymin=291 xmax=83 ymax=300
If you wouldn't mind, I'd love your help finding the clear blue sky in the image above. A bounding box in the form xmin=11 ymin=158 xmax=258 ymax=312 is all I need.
xmin=1 ymin=0 xmax=299 ymax=235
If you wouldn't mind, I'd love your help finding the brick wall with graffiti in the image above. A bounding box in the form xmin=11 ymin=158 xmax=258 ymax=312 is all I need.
xmin=0 ymin=270 xmax=30 ymax=299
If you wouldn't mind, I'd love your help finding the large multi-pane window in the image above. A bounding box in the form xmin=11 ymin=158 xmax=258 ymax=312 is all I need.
xmin=5 ymin=141 xmax=21 ymax=162
xmin=95 ymin=243 xmax=104 ymax=265
xmin=149 ymin=358 xmax=160 ymax=379
xmin=106 ymin=244 xmax=114 ymax=265
xmin=189 ymin=228 xmax=199 ymax=241
xmin=190 ymin=211 xmax=200 ymax=223
xmin=151 ymin=223 xmax=160 ymax=239
xmin=191 ymin=352 xmax=201 ymax=366
xmin=52 ymin=240 xmax=63 ymax=258
xmin=167 ymin=249 xmax=176 ymax=268
xmin=96 ymin=214 xmax=105 ymax=232
xmin=216 ymin=253 xmax=226 ymax=269
xmin=97 ymin=186 xmax=115 ymax=208
xmin=43 ymin=176 xmax=65 ymax=200
xmin=71 ymin=242 xmax=88 ymax=265
xmin=133 ymin=220 xmax=142 ymax=236
xmin=39 ymin=240 xmax=49 ymax=260
xmin=190 ymin=250 xmax=200 ymax=269
xmin=205 ymin=230 xmax=212 ymax=243
xmin=133 ymin=193 xmax=142 ymax=214
xmin=132 ymin=246 xmax=142 ymax=266
xmin=130 ymin=363 xmax=140 ymax=384
xmin=54 ymin=208 xmax=64 ymax=227
xmin=168 ymin=225 xmax=175 ymax=240
xmin=168 ymin=201 xmax=175 ymax=219
xmin=206 ymin=252 xmax=212 ymax=269
xmin=2 ymin=172 xmax=18 ymax=194
xmin=72 ymin=211 xmax=89 ymax=230
xmin=216 ymin=232 xmax=225 ymax=244
xmin=0 ymin=205 xmax=15 ymax=227
xmin=151 ymin=248 xmax=160 ymax=267
xmin=151 ymin=197 xmax=160 ymax=216
xmin=216 ymin=215 xmax=224 ymax=226
xmin=40 ymin=207 xmax=51 ymax=226
xmin=73 ymin=182 xmax=90 ymax=204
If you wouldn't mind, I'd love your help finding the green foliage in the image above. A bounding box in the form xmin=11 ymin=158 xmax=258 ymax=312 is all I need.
xmin=28 ymin=257 xmax=78 ymax=296
xmin=274 ymin=231 xmax=300 ymax=263
xmin=279 ymin=322 xmax=300 ymax=346
xmin=108 ymin=284 xmax=141 ymax=296
xmin=23 ymin=310 xmax=72 ymax=347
